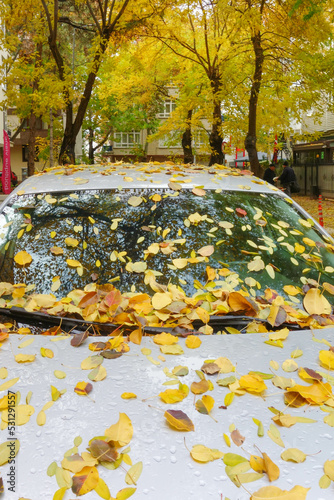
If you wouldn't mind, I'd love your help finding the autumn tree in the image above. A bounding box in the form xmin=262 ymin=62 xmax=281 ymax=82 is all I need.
xmin=40 ymin=0 xmax=174 ymax=164
xmin=93 ymin=39 xmax=174 ymax=162
xmin=142 ymin=0 xmax=245 ymax=166
xmin=0 ymin=0 xmax=66 ymax=174
xmin=226 ymin=0 xmax=333 ymax=175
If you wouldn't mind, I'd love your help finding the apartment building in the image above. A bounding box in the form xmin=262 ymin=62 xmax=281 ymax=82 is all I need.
xmin=104 ymin=97 xmax=212 ymax=163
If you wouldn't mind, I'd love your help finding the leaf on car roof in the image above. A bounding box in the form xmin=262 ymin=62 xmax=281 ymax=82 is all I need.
xmin=74 ymin=382 xmax=93 ymax=396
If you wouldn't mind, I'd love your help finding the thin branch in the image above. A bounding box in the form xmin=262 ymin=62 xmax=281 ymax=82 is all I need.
xmin=92 ymin=126 xmax=113 ymax=152
xmin=58 ymin=17 xmax=96 ymax=33
xmin=85 ymin=0 xmax=103 ymax=36
xmin=108 ymin=0 xmax=116 ymax=27
xmin=10 ymin=119 xmax=25 ymax=141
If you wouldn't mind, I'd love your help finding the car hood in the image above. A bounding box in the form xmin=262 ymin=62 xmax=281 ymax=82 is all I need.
xmin=1 ymin=328 xmax=334 ymax=499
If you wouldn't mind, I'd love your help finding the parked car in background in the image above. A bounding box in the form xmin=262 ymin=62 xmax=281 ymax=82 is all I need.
xmin=1 ymin=163 xmax=334 ymax=499
xmin=0 ymin=170 xmax=18 ymax=191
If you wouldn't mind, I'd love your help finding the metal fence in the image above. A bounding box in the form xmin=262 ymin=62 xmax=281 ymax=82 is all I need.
xmin=293 ymin=162 xmax=334 ymax=198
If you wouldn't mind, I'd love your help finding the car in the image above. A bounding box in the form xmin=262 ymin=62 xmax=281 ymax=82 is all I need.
xmin=0 ymin=170 xmax=18 ymax=189
xmin=1 ymin=163 xmax=334 ymax=499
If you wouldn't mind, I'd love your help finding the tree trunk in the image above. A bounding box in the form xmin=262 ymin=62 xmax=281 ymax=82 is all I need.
xmin=27 ymin=42 xmax=42 ymax=176
xmin=88 ymin=126 xmax=94 ymax=164
xmin=209 ymin=76 xmax=224 ymax=166
xmin=181 ymin=109 xmax=193 ymax=164
xmin=245 ymin=31 xmax=264 ymax=178
xmin=27 ymin=114 xmax=37 ymax=176
xmin=59 ymin=101 xmax=75 ymax=164
xmin=209 ymin=102 xmax=224 ymax=166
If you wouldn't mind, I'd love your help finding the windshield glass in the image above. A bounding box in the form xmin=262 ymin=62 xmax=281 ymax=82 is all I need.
xmin=0 ymin=188 xmax=333 ymax=299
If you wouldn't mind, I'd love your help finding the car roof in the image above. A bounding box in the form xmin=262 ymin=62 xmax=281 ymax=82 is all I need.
xmin=11 ymin=162 xmax=283 ymax=196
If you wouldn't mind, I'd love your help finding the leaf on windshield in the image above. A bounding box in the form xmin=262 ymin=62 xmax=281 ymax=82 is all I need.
xmin=228 ymin=292 xmax=258 ymax=316
xmin=192 ymin=188 xmax=206 ymax=196
xmin=172 ymin=258 xmax=188 ymax=269
xmin=50 ymin=246 xmax=64 ymax=256
xmin=152 ymin=293 xmax=172 ymax=310
xmin=283 ymin=284 xmax=300 ymax=296
xmin=235 ymin=208 xmax=247 ymax=217
xmin=267 ymin=424 xmax=285 ymax=447
xmin=248 ymin=258 xmax=265 ymax=272
xmin=65 ymin=237 xmax=79 ymax=247
xmin=14 ymin=251 xmax=32 ymax=266
xmin=304 ymin=288 xmax=332 ymax=315
xmin=197 ymin=245 xmax=214 ymax=256
xmin=127 ymin=196 xmax=143 ymax=207
xmin=66 ymin=259 xmax=82 ymax=268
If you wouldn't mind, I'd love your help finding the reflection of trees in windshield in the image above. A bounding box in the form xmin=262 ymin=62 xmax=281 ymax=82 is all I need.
xmin=0 ymin=189 xmax=333 ymax=297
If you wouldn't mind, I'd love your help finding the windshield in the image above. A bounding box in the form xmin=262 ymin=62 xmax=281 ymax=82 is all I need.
xmin=0 ymin=188 xmax=333 ymax=300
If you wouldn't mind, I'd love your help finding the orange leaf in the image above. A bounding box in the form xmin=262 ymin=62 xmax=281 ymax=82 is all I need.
xmin=129 ymin=327 xmax=142 ymax=345
xmin=71 ymin=466 xmax=99 ymax=496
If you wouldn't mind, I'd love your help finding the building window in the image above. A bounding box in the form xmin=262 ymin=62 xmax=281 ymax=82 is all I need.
xmin=158 ymin=133 xmax=180 ymax=149
xmin=113 ymin=131 xmax=140 ymax=148
xmin=158 ymin=99 xmax=177 ymax=118
xmin=22 ymin=117 xmax=43 ymax=129
xmin=193 ymin=130 xmax=209 ymax=148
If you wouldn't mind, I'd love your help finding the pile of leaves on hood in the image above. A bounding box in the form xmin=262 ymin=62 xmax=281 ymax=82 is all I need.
xmin=0 ymin=277 xmax=334 ymax=334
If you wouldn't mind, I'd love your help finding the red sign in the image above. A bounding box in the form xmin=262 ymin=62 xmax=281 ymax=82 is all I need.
xmin=2 ymin=131 xmax=12 ymax=194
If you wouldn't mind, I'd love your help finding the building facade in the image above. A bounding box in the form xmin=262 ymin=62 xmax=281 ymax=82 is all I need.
xmin=292 ymin=108 xmax=334 ymax=197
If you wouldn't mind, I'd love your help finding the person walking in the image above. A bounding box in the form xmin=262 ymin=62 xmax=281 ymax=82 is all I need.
xmin=263 ymin=164 xmax=276 ymax=185
xmin=275 ymin=160 xmax=297 ymax=196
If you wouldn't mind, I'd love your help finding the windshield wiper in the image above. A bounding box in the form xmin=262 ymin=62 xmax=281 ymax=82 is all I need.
xmin=0 ymin=307 xmax=194 ymax=335
xmin=0 ymin=307 xmax=303 ymax=335
xmin=204 ymin=315 xmax=302 ymax=331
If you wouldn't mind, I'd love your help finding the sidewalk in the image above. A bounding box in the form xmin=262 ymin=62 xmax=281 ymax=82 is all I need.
xmin=294 ymin=195 xmax=334 ymax=235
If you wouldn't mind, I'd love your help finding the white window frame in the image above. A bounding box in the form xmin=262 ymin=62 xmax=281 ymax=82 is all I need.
xmin=158 ymin=133 xmax=180 ymax=149
xmin=157 ymin=99 xmax=177 ymax=118
xmin=113 ymin=131 xmax=140 ymax=148
xmin=193 ymin=130 xmax=209 ymax=148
